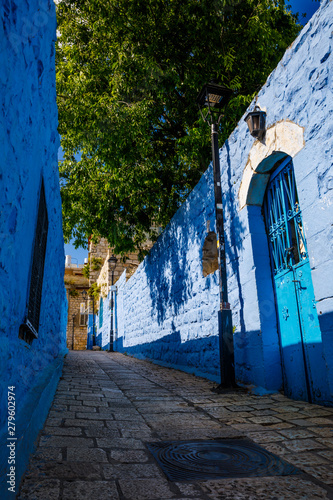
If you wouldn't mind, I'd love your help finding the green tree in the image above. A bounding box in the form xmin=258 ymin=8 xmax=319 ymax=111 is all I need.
xmin=56 ymin=0 xmax=300 ymax=254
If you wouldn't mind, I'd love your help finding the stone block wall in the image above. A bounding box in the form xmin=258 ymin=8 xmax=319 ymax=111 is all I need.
xmin=97 ymin=170 xmax=222 ymax=381
xmin=90 ymin=240 xmax=155 ymax=350
xmin=0 ymin=0 xmax=67 ymax=495
xmin=67 ymin=295 xmax=88 ymax=350
xmin=96 ymin=0 xmax=333 ymax=401
xmin=88 ymin=238 xmax=110 ymax=285
xmin=96 ymin=256 xmax=110 ymax=298
xmin=91 ymin=241 xmax=151 ymax=293
xmin=64 ymin=267 xmax=89 ymax=350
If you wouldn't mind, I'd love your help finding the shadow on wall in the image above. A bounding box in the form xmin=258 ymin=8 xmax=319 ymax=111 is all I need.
xmin=144 ymin=216 xmax=199 ymax=325
xmin=87 ymin=314 xmax=94 ymax=349
xmin=122 ymin=159 xmax=249 ymax=387
xmin=114 ymin=321 xmax=221 ymax=382
xmin=143 ymin=165 xmax=247 ymax=327
xmin=235 ymin=329 xmax=332 ymax=405
xmin=234 ymin=329 xmax=268 ymax=388
xmin=224 ymin=140 xmax=247 ymax=335
xmin=319 ymin=311 xmax=333 ymax=396
xmin=115 ymin=321 xmax=331 ymax=404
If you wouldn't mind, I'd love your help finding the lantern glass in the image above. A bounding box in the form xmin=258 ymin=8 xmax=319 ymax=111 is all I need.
xmin=196 ymin=83 xmax=232 ymax=109
xmin=108 ymin=255 xmax=118 ymax=269
xmin=252 ymin=115 xmax=260 ymax=130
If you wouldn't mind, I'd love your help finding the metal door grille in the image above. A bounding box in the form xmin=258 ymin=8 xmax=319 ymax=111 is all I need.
xmin=99 ymin=297 xmax=103 ymax=328
xmin=23 ymin=181 xmax=49 ymax=339
xmin=264 ymin=158 xmax=307 ymax=276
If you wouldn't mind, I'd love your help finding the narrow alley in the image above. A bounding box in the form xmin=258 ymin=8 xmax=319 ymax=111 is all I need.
xmin=18 ymin=351 xmax=333 ymax=499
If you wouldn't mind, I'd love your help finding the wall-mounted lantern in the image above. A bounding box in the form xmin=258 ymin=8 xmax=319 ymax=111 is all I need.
xmin=244 ymin=105 xmax=266 ymax=140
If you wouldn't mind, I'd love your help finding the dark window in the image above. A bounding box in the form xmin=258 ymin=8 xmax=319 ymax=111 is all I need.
xmin=19 ymin=181 xmax=48 ymax=343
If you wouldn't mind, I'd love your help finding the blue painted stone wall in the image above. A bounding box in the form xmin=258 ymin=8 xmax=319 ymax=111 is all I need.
xmin=98 ymin=0 xmax=333 ymax=401
xmin=227 ymin=0 xmax=333 ymax=397
xmin=87 ymin=314 xmax=94 ymax=349
xmin=0 ymin=1 xmax=67 ymax=496
xmin=95 ymin=294 xmax=114 ymax=350
xmin=117 ymin=171 xmax=221 ymax=381
xmin=98 ymin=170 xmax=222 ymax=381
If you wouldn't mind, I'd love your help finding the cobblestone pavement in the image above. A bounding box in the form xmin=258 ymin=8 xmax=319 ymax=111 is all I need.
xmin=18 ymin=351 xmax=333 ymax=499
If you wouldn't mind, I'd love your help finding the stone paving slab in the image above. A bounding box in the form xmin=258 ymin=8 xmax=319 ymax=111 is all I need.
xmin=18 ymin=351 xmax=333 ymax=499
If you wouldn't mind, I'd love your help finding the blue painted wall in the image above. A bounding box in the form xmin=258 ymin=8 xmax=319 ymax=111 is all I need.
xmin=97 ymin=169 xmax=222 ymax=382
xmin=97 ymin=0 xmax=333 ymax=403
xmin=0 ymin=1 xmax=67 ymax=497
xmin=95 ymin=295 xmax=113 ymax=350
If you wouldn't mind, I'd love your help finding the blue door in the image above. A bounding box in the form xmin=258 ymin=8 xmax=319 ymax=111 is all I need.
xmin=263 ymin=157 xmax=328 ymax=403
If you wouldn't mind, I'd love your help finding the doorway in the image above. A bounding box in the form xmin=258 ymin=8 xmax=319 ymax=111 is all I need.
xmin=263 ymin=157 xmax=326 ymax=403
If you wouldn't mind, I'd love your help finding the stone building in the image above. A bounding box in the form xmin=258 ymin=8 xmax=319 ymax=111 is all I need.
xmin=64 ymin=257 xmax=89 ymax=350
xmin=0 ymin=0 xmax=67 ymax=496
xmin=87 ymin=238 xmax=151 ymax=349
xmin=63 ymin=240 xmax=147 ymax=351
xmin=96 ymin=0 xmax=333 ymax=406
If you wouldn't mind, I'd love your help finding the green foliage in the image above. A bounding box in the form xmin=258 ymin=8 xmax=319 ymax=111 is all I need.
xmin=88 ymin=283 xmax=102 ymax=308
xmin=56 ymin=0 xmax=301 ymax=253
xmin=68 ymin=289 xmax=79 ymax=298
xmin=82 ymin=262 xmax=90 ymax=279
xmin=82 ymin=257 xmax=103 ymax=278
xmin=90 ymin=257 xmax=103 ymax=272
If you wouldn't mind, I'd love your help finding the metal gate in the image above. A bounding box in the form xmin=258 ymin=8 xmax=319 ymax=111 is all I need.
xmin=263 ymin=157 xmax=326 ymax=403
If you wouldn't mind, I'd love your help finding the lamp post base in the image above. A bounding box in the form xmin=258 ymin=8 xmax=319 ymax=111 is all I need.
xmin=218 ymin=309 xmax=236 ymax=388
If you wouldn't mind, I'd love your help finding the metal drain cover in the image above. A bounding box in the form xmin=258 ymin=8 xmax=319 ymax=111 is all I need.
xmin=146 ymin=439 xmax=299 ymax=482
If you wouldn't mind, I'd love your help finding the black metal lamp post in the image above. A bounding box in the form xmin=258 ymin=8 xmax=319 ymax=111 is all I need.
xmin=197 ymin=82 xmax=235 ymax=388
xmin=108 ymin=254 xmax=118 ymax=352
xmin=244 ymin=105 xmax=266 ymax=140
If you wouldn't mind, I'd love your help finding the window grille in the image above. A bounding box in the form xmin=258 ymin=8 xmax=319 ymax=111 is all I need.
xmin=99 ymin=297 xmax=103 ymax=328
xmin=19 ymin=181 xmax=48 ymax=343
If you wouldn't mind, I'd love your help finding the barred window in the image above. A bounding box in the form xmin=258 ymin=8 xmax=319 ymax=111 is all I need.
xmin=79 ymin=302 xmax=88 ymax=326
xmin=19 ymin=181 xmax=48 ymax=344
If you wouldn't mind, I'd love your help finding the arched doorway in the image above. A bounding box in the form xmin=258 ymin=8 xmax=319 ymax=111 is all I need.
xmin=262 ymin=156 xmax=327 ymax=403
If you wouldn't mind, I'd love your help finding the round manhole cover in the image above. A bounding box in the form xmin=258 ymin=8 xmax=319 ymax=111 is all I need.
xmin=147 ymin=439 xmax=299 ymax=482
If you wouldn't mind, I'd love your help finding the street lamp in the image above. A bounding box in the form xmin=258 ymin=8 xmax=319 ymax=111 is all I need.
xmin=108 ymin=254 xmax=118 ymax=351
xmin=197 ymin=82 xmax=235 ymax=388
